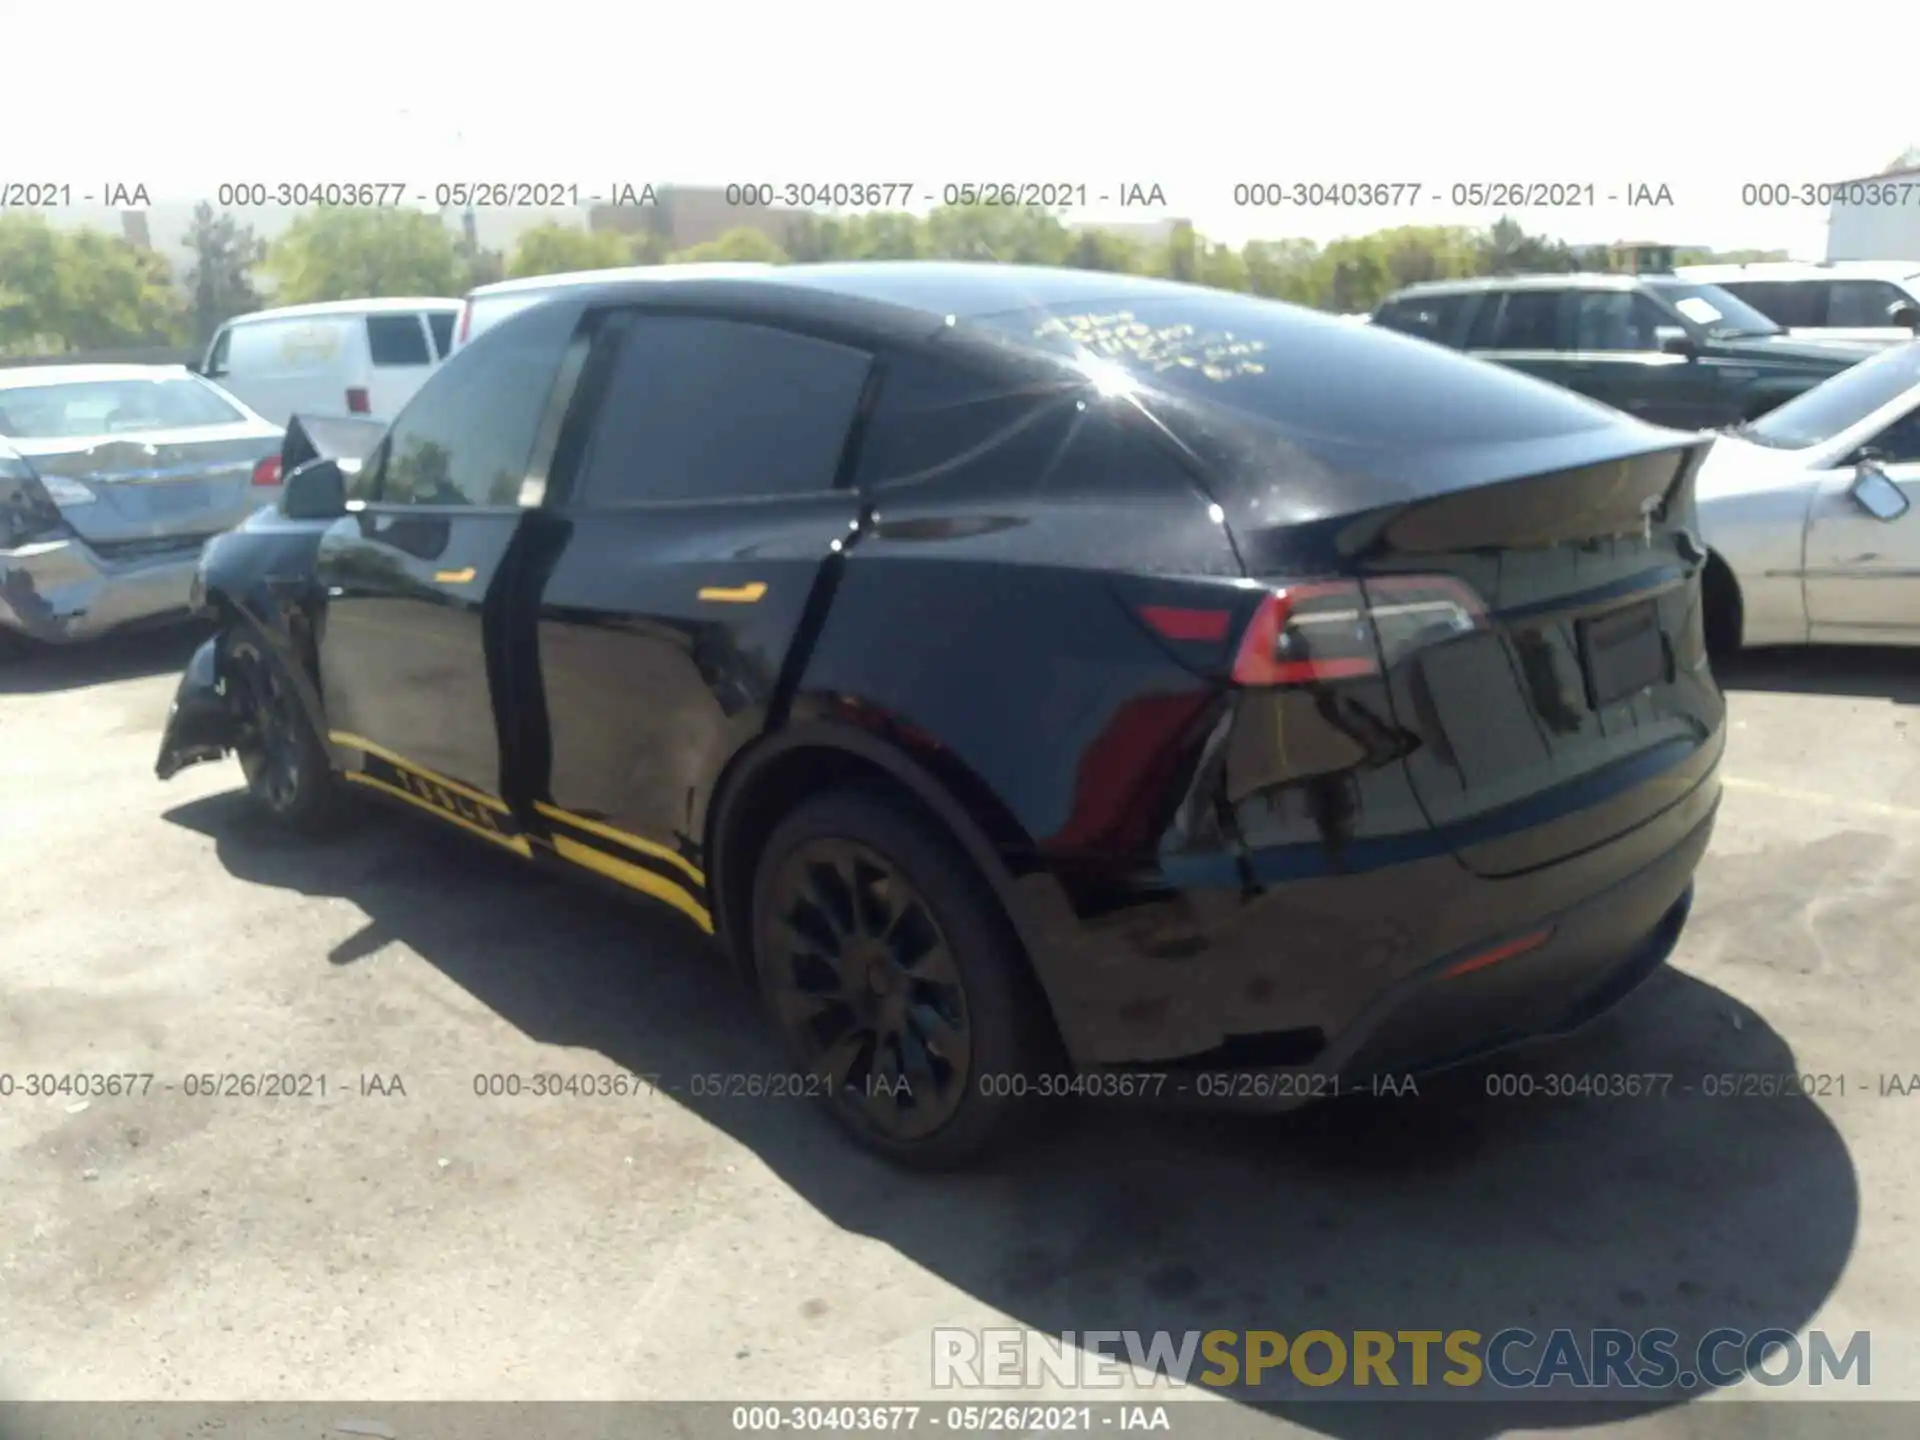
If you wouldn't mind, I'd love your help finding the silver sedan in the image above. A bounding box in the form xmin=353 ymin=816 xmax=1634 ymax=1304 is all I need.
xmin=1695 ymin=342 xmax=1920 ymax=655
xmin=0 ymin=365 xmax=283 ymax=652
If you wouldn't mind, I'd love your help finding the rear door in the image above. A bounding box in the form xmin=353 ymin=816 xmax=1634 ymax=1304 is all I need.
xmin=525 ymin=306 xmax=875 ymax=929
xmin=362 ymin=312 xmax=437 ymax=421
xmin=1806 ymin=402 xmax=1920 ymax=640
xmin=314 ymin=296 xmax=589 ymax=847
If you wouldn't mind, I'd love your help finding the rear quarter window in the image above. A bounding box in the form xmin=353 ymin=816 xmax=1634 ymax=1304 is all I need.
xmin=1374 ymin=294 xmax=1469 ymax=345
xmin=366 ymin=314 xmax=432 ymax=366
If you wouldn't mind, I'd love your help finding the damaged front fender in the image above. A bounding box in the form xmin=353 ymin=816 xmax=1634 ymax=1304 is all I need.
xmin=155 ymin=635 xmax=241 ymax=779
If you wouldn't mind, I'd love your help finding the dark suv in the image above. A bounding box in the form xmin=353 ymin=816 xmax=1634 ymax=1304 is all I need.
xmin=1373 ymin=273 xmax=1880 ymax=427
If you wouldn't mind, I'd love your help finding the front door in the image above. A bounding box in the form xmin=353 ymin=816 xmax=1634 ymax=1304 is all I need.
xmin=314 ymin=297 xmax=589 ymax=849
xmin=1805 ymin=404 xmax=1920 ymax=642
xmin=1563 ymin=289 xmax=1724 ymax=429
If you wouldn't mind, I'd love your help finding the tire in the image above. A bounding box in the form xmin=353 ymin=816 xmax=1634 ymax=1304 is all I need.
xmin=750 ymin=788 xmax=1052 ymax=1169
xmin=224 ymin=628 xmax=341 ymax=833
xmin=1701 ymin=555 xmax=1742 ymax=664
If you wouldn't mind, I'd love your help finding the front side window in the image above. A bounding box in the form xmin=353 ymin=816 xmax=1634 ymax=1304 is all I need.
xmin=204 ymin=328 xmax=233 ymax=377
xmin=1826 ymin=281 xmax=1910 ymax=329
xmin=1570 ymin=291 xmax=1671 ymax=352
xmin=573 ymin=315 xmax=872 ymax=506
xmin=365 ymin=298 xmax=581 ymax=507
xmin=1858 ymin=406 xmax=1920 ymax=464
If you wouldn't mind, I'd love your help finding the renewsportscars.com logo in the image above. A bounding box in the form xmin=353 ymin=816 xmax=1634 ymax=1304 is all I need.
xmin=931 ymin=1327 xmax=1871 ymax=1393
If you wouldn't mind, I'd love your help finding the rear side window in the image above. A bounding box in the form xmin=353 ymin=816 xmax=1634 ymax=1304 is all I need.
xmin=1826 ymin=280 xmax=1910 ymax=328
xmin=1474 ymin=291 xmax=1563 ymax=350
xmin=857 ymin=349 xmax=1201 ymax=502
xmin=427 ymin=311 xmax=456 ymax=358
xmin=1374 ymin=294 xmax=1469 ymax=345
xmin=573 ymin=315 xmax=872 ymax=505
xmin=1721 ymin=281 xmax=1824 ymax=329
xmin=366 ymin=314 xmax=432 ymax=366
xmin=363 ymin=298 xmax=581 ymax=507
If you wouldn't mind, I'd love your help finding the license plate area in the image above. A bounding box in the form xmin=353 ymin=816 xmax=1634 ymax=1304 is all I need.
xmin=1579 ymin=599 xmax=1668 ymax=709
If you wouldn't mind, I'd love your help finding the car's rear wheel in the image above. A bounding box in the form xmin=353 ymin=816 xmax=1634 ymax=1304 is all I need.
xmin=750 ymin=789 xmax=1048 ymax=1169
xmin=225 ymin=629 xmax=339 ymax=832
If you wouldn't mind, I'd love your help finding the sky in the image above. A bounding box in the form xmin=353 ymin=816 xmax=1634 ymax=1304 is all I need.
xmin=10 ymin=1 xmax=1916 ymax=260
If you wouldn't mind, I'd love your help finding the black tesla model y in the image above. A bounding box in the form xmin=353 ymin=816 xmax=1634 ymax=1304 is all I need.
xmin=157 ymin=263 xmax=1724 ymax=1167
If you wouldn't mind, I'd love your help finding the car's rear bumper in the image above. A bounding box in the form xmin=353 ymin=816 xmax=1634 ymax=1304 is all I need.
xmin=0 ymin=535 xmax=201 ymax=644
xmin=1010 ymin=739 xmax=1722 ymax=1096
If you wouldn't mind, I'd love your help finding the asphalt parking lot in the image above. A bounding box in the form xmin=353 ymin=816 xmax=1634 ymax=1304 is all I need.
xmin=2 ymin=627 xmax=1918 ymax=1437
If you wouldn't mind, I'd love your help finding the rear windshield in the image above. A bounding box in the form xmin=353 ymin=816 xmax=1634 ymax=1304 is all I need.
xmin=0 ymin=377 xmax=246 ymax=439
xmin=1740 ymin=341 xmax=1920 ymax=449
xmin=967 ymin=290 xmax=1619 ymax=450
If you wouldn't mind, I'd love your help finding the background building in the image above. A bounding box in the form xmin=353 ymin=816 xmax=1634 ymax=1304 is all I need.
xmin=1827 ymin=164 xmax=1920 ymax=261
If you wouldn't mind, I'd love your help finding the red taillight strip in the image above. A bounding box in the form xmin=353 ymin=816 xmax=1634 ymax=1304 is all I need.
xmin=456 ymin=302 xmax=472 ymax=345
xmin=1441 ymin=928 xmax=1554 ymax=979
xmin=250 ymin=455 xmax=282 ymax=487
xmin=1138 ymin=605 xmax=1232 ymax=643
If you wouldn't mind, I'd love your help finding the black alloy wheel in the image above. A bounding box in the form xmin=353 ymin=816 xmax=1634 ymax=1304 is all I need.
xmin=751 ymin=790 xmax=1049 ymax=1167
xmin=226 ymin=631 xmax=338 ymax=831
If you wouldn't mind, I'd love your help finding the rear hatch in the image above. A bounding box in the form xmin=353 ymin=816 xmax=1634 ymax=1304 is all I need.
xmin=13 ymin=424 xmax=282 ymax=560
xmin=1344 ymin=445 xmax=1719 ymax=875
xmin=972 ymin=288 xmax=1726 ymax=876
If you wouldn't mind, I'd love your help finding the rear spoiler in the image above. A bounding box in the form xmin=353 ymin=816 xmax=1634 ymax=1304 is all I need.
xmin=281 ymin=412 xmax=388 ymax=475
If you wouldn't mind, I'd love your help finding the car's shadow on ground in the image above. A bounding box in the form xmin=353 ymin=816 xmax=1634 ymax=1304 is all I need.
xmin=1717 ymin=645 xmax=1919 ymax=704
xmin=0 ymin=623 xmax=208 ymax=696
xmin=164 ymin=791 xmax=1860 ymax=1438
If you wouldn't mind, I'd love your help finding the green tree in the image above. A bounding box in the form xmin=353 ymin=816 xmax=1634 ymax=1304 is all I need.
xmin=842 ymin=213 xmax=927 ymax=260
xmin=1242 ymin=239 xmax=1322 ymax=303
xmin=0 ymin=216 xmax=183 ymax=353
xmin=263 ymin=208 xmax=463 ymax=302
xmin=669 ymin=227 xmax=789 ymax=264
xmin=1478 ymin=216 xmax=1580 ymax=276
xmin=1064 ymin=229 xmax=1145 ymax=275
xmin=506 ymin=224 xmax=633 ymax=279
xmin=923 ymin=205 xmax=1073 ymax=265
xmin=183 ymin=203 xmax=266 ymax=348
xmin=0 ymin=213 xmax=68 ymax=353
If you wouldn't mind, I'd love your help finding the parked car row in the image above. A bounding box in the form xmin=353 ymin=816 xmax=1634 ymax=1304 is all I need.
xmin=152 ymin=260 xmax=1732 ymax=1167
xmin=1673 ymin=259 xmax=1920 ymax=346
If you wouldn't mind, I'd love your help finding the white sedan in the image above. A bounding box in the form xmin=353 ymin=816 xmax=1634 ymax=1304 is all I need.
xmin=1695 ymin=341 xmax=1920 ymax=655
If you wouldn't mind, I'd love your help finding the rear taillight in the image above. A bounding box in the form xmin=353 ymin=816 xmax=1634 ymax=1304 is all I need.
xmin=1227 ymin=575 xmax=1487 ymax=688
xmin=346 ymin=387 xmax=370 ymax=414
xmin=1231 ymin=581 xmax=1378 ymax=686
xmin=455 ymin=301 xmax=473 ymax=346
xmin=251 ymin=455 xmax=282 ymax=487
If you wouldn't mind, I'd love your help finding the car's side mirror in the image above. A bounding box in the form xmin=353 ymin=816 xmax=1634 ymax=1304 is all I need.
xmin=1890 ymin=301 xmax=1920 ymax=333
xmin=1850 ymin=461 xmax=1911 ymax=522
xmin=1656 ymin=326 xmax=1698 ymax=358
xmin=281 ymin=458 xmax=347 ymax=520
